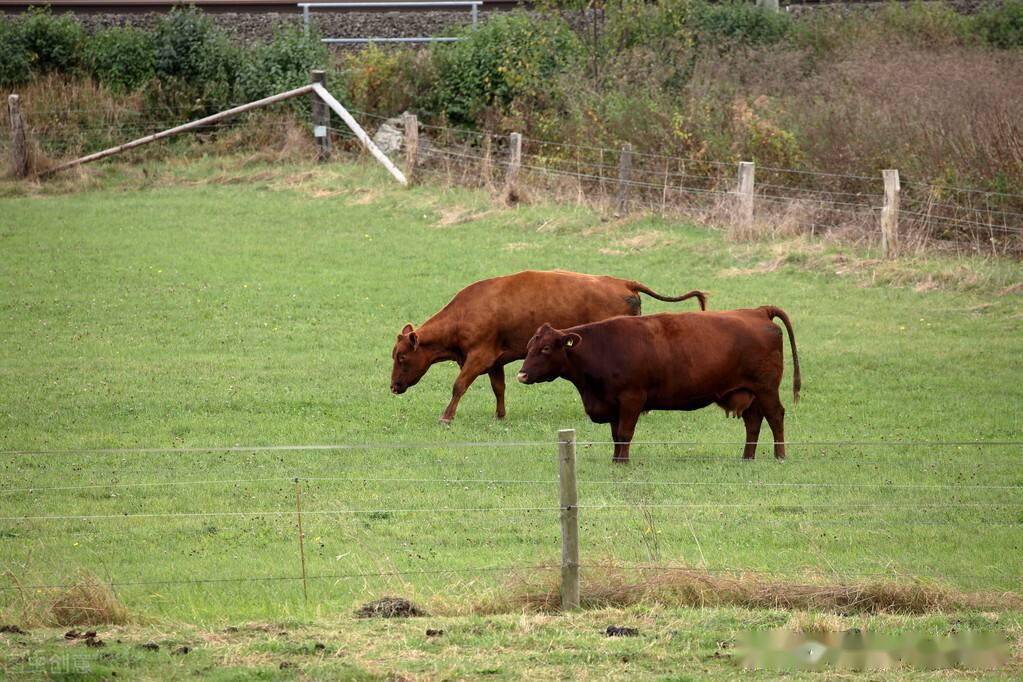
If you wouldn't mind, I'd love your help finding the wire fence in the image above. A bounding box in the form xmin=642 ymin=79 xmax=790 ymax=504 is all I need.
xmin=4 ymin=96 xmax=1022 ymax=253
xmin=2 ymin=434 xmax=1021 ymax=613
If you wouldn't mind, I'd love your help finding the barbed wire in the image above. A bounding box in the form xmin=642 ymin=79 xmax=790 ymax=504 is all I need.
xmin=4 ymin=498 xmax=1020 ymax=524
xmin=0 ymin=564 xmax=558 ymax=592
xmin=4 ymin=474 xmax=1020 ymax=496
xmin=0 ymin=562 xmax=1013 ymax=593
xmin=3 ymin=438 xmax=1021 ymax=458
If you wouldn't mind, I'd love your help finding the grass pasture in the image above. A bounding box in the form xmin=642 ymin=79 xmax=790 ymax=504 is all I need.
xmin=1 ymin=158 xmax=1022 ymax=678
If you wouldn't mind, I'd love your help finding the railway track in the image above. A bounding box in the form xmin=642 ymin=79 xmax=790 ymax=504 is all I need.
xmin=0 ymin=0 xmax=521 ymax=13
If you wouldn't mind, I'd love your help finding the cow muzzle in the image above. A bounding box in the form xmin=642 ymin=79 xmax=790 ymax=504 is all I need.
xmin=516 ymin=371 xmax=529 ymax=384
xmin=391 ymin=382 xmax=406 ymax=395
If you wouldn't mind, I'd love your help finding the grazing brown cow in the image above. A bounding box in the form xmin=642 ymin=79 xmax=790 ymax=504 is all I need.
xmin=391 ymin=270 xmax=708 ymax=424
xmin=517 ymin=307 xmax=800 ymax=462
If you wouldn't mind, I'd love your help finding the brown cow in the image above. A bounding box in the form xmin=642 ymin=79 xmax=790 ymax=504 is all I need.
xmin=517 ymin=307 xmax=800 ymax=462
xmin=391 ymin=270 xmax=707 ymax=424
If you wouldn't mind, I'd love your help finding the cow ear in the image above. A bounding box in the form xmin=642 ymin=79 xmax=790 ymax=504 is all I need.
xmin=408 ymin=331 xmax=419 ymax=350
xmin=401 ymin=323 xmax=415 ymax=335
xmin=565 ymin=333 xmax=582 ymax=349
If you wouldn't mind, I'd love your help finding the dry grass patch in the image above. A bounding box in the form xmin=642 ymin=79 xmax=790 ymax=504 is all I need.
xmin=478 ymin=565 xmax=1023 ymax=616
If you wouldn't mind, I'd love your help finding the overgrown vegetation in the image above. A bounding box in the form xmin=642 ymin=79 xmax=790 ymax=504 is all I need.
xmin=4 ymin=2 xmax=1022 ymax=202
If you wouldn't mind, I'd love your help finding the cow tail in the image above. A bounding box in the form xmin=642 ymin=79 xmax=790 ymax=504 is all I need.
xmin=630 ymin=282 xmax=708 ymax=310
xmin=764 ymin=306 xmax=801 ymax=403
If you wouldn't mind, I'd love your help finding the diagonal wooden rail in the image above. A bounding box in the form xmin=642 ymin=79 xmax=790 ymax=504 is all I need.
xmin=37 ymin=82 xmax=407 ymax=185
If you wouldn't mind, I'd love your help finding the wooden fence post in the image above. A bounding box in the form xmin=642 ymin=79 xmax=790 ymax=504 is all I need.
xmin=403 ymin=112 xmax=418 ymax=185
xmin=503 ymin=132 xmax=523 ymax=200
xmin=310 ymin=70 xmax=330 ymax=162
xmin=735 ymin=161 xmax=755 ymax=236
xmin=881 ymin=169 xmax=900 ymax=258
xmin=8 ymin=94 xmax=28 ymax=179
xmin=294 ymin=477 xmax=309 ymax=603
xmin=558 ymin=428 xmax=580 ymax=611
xmin=614 ymin=143 xmax=633 ymax=217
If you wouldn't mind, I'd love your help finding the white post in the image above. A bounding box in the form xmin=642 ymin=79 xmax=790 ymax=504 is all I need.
xmin=558 ymin=428 xmax=580 ymax=611
xmin=881 ymin=169 xmax=900 ymax=258
xmin=312 ymin=83 xmax=408 ymax=186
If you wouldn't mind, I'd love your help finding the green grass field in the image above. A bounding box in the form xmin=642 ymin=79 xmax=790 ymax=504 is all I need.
xmin=1 ymin=158 xmax=1021 ymax=678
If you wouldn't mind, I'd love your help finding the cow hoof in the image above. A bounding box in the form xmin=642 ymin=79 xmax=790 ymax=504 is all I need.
xmin=611 ymin=457 xmax=629 ymax=464
xmin=495 ymin=413 xmax=506 ymax=420
xmin=438 ymin=417 xmax=452 ymax=426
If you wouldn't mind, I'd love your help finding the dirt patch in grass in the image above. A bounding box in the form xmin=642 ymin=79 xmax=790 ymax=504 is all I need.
xmin=434 ymin=206 xmax=495 ymax=228
xmin=997 ymin=283 xmax=1023 ymax=296
xmin=480 ymin=565 xmax=1023 ymax=616
xmin=355 ymin=597 xmax=426 ymax=619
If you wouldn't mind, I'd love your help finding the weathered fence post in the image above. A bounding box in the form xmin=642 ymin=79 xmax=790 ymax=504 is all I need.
xmin=614 ymin=143 xmax=633 ymax=217
xmin=558 ymin=428 xmax=580 ymax=611
xmin=481 ymin=133 xmax=495 ymax=192
xmin=403 ymin=112 xmax=419 ymax=185
xmin=881 ymin=169 xmax=900 ymax=258
xmin=735 ymin=161 xmax=755 ymax=236
xmin=504 ymin=132 xmax=522 ymax=200
xmin=294 ymin=477 xmax=309 ymax=603
xmin=8 ymin=94 xmax=29 ymax=178
xmin=310 ymin=70 xmax=330 ymax=162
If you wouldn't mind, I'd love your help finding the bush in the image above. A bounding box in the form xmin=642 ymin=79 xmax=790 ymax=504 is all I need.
xmin=150 ymin=7 xmax=242 ymax=116
xmin=430 ymin=12 xmax=582 ymax=124
xmin=0 ymin=20 xmax=31 ymax=87
xmin=692 ymin=0 xmax=792 ymax=46
xmin=237 ymin=25 xmax=328 ymax=103
xmin=18 ymin=7 xmax=85 ymax=73
xmin=338 ymin=44 xmax=434 ymax=117
xmin=85 ymin=27 xmax=155 ymax=93
xmin=975 ymin=0 xmax=1023 ymax=48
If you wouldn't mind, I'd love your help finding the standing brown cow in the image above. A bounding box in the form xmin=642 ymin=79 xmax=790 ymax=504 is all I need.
xmin=391 ymin=270 xmax=707 ymax=424
xmin=517 ymin=307 xmax=800 ymax=461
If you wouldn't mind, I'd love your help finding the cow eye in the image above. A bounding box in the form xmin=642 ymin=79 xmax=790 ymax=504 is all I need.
xmin=541 ymin=346 xmax=551 ymax=354
xmin=397 ymin=354 xmax=405 ymax=363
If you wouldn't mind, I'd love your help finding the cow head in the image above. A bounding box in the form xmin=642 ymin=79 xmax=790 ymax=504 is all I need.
xmin=391 ymin=323 xmax=431 ymax=394
xmin=517 ymin=323 xmax=581 ymax=384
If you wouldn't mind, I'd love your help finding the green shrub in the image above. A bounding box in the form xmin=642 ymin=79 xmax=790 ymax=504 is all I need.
xmin=975 ymin=0 xmax=1023 ymax=48
xmin=86 ymin=26 xmax=155 ymax=92
xmin=875 ymin=1 xmax=972 ymax=46
xmin=18 ymin=7 xmax=85 ymax=73
xmin=150 ymin=7 xmax=242 ymax=115
xmin=430 ymin=12 xmax=582 ymax=124
xmin=0 ymin=20 xmax=31 ymax=87
xmin=338 ymin=44 xmax=434 ymax=117
xmin=604 ymin=0 xmax=696 ymax=51
xmin=692 ymin=0 xmax=792 ymax=46
xmin=237 ymin=25 xmax=328 ymax=103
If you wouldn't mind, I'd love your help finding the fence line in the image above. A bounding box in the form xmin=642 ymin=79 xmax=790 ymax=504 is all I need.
xmin=0 ymin=563 xmax=1013 ymax=594
xmin=0 ymin=564 xmax=559 ymax=592
xmin=4 ymin=500 xmax=1019 ymax=524
xmin=4 ymin=476 xmax=1020 ymax=496
xmin=11 ymin=98 xmax=1022 ymax=212
xmin=3 ymin=439 xmax=1021 ymax=458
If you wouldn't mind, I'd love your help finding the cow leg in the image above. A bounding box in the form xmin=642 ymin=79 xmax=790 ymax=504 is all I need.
xmin=612 ymin=398 xmax=643 ymax=464
xmin=741 ymin=401 xmax=763 ymax=460
xmin=439 ymin=351 xmax=497 ymax=424
xmin=756 ymin=391 xmax=786 ymax=460
xmin=488 ymin=365 xmax=506 ymax=420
